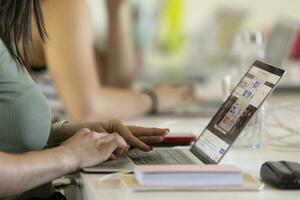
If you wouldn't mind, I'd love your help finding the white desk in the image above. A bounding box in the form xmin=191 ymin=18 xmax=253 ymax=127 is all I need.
xmin=77 ymin=94 xmax=300 ymax=200
xmin=79 ymin=148 xmax=300 ymax=200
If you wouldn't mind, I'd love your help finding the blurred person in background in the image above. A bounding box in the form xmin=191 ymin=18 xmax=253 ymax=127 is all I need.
xmin=30 ymin=0 xmax=196 ymax=122
xmin=0 ymin=0 xmax=169 ymax=199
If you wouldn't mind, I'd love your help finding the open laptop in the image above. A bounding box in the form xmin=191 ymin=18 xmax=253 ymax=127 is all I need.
xmin=83 ymin=60 xmax=285 ymax=172
xmin=264 ymin=19 xmax=298 ymax=68
xmin=167 ymin=19 xmax=298 ymax=118
xmin=264 ymin=19 xmax=300 ymax=91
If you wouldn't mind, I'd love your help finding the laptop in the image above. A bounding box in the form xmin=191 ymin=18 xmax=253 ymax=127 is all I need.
xmin=264 ymin=19 xmax=299 ymax=67
xmin=263 ymin=19 xmax=300 ymax=91
xmin=83 ymin=60 xmax=285 ymax=172
xmin=168 ymin=19 xmax=298 ymax=118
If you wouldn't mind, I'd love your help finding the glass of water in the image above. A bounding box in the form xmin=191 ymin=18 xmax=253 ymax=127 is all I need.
xmin=233 ymin=103 xmax=267 ymax=149
xmin=221 ymin=75 xmax=267 ymax=149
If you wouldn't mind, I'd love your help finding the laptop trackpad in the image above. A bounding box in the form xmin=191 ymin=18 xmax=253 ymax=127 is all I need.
xmin=82 ymin=155 xmax=134 ymax=173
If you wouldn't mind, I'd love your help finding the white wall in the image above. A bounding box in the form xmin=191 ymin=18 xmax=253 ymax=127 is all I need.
xmin=185 ymin=0 xmax=300 ymax=33
xmin=86 ymin=0 xmax=300 ymax=39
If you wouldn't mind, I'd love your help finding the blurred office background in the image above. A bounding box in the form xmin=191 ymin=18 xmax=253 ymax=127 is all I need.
xmin=87 ymin=0 xmax=300 ymax=100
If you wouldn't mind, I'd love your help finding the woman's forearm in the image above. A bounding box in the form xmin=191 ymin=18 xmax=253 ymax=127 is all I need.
xmin=65 ymin=86 xmax=152 ymax=122
xmin=0 ymin=147 xmax=75 ymax=198
xmin=104 ymin=0 xmax=138 ymax=87
xmin=42 ymin=0 xmax=151 ymax=122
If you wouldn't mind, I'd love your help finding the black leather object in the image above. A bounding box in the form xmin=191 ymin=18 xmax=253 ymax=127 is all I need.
xmin=260 ymin=161 xmax=300 ymax=189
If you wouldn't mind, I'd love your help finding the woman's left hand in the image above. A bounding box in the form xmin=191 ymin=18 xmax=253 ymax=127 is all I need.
xmin=61 ymin=119 xmax=169 ymax=151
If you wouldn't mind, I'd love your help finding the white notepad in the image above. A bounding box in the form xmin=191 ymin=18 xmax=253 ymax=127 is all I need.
xmin=121 ymin=173 xmax=264 ymax=192
xmin=134 ymin=165 xmax=242 ymax=187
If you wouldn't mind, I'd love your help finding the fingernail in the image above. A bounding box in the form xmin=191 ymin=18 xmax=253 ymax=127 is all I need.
xmin=165 ymin=128 xmax=170 ymax=133
xmin=149 ymin=146 xmax=154 ymax=151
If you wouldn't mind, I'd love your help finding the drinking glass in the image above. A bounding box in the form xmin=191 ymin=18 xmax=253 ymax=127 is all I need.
xmin=221 ymin=75 xmax=267 ymax=149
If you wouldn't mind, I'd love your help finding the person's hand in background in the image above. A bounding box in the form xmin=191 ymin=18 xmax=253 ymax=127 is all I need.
xmin=154 ymin=84 xmax=198 ymax=113
xmin=106 ymin=0 xmax=126 ymax=9
xmin=60 ymin=119 xmax=169 ymax=152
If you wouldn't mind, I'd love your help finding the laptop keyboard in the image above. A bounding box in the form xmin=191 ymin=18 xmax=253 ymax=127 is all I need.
xmin=128 ymin=149 xmax=196 ymax=165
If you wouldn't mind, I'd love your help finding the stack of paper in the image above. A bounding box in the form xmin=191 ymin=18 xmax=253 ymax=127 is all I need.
xmin=134 ymin=165 xmax=242 ymax=187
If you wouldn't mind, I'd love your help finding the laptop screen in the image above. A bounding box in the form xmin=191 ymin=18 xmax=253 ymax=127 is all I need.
xmin=190 ymin=61 xmax=285 ymax=164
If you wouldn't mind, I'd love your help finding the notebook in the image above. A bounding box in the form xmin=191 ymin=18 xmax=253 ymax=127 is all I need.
xmin=134 ymin=165 xmax=242 ymax=187
xmin=121 ymin=173 xmax=264 ymax=192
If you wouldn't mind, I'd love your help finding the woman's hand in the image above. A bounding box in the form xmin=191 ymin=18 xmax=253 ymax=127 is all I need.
xmin=61 ymin=128 xmax=128 ymax=170
xmin=0 ymin=128 xmax=128 ymax=197
xmin=154 ymin=84 xmax=198 ymax=112
xmin=61 ymin=119 xmax=169 ymax=152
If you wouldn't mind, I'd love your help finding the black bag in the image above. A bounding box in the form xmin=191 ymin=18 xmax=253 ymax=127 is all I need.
xmin=260 ymin=161 xmax=300 ymax=189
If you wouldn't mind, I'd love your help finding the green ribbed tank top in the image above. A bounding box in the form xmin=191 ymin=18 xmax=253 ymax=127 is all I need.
xmin=0 ymin=41 xmax=53 ymax=199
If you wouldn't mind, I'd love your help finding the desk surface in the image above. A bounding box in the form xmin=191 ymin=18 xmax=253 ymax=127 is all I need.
xmin=80 ymin=148 xmax=300 ymax=200
xmin=78 ymin=94 xmax=300 ymax=200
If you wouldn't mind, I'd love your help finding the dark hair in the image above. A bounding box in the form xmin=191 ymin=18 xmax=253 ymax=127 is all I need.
xmin=0 ymin=0 xmax=46 ymax=68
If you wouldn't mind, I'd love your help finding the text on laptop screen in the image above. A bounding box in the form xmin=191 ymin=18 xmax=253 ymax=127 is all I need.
xmin=191 ymin=63 xmax=282 ymax=163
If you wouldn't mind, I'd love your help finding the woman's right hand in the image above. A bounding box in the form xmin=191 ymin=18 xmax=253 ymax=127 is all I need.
xmin=61 ymin=128 xmax=128 ymax=171
xmin=154 ymin=84 xmax=198 ymax=112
